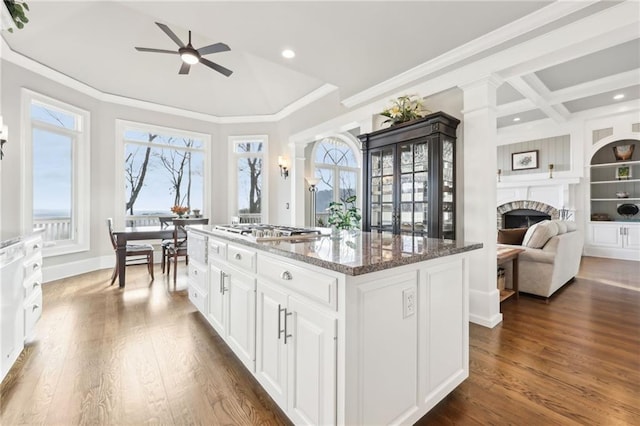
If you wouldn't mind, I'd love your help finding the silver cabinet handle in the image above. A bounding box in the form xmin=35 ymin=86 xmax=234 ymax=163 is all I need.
xmin=284 ymin=309 xmax=293 ymax=344
xmin=220 ymin=272 xmax=228 ymax=294
xmin=32 ymin=304 xmax=40 ymax=311
xmin=281 ymin=271 xmax=292 ymax=281
xmin=33 ymin=263 xmax=40 ymax=271
xmin=234 ymin=253 xmax=242 ymax=260
xmin=33 ymin=282 xmax=40 ymax=289
xmin=620 ymin=227 xmax=623 ymax=235
xmin=33 ymin=244 xmax=40 ymax=250
xmin=278 ymin=304 xmax=286 ymax=340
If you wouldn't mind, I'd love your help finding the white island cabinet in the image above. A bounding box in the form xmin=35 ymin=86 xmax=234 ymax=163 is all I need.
xmin=186 ymin=226 xmax=481 ymax=425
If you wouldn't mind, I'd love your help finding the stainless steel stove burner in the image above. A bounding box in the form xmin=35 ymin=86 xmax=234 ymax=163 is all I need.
xmin=215 ymin=224 xmax=321 ymax=238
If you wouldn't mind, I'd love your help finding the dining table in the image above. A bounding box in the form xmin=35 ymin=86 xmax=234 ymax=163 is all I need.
xmin=112 ymin=217 xmax=209 ymax=288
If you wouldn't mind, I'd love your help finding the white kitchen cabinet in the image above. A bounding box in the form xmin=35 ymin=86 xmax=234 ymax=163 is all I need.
xmin=585 ymin=222 xmax=640 ymax=260
xmin=255 ymin=279 xmax=336 ymax=426
xmin=22 ymin=234 xmax=43 ymax=340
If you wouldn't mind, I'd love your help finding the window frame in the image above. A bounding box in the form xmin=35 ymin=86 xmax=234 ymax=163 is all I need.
xmin=21 ymin=89 xmax=91 ymax=257
xmin=228 ymin=135 xmax=269 ymax=224
xmin=114 ymin=119 xmax=211 ymax=228
xmin=311 ymin=136 xmax=361 ymax=212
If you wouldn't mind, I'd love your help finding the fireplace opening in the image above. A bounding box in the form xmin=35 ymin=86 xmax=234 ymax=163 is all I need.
xmin=503 ymin=209 xmax=550 ymax=229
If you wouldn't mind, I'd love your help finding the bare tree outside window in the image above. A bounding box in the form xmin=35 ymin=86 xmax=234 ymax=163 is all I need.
xmin=236 ymin=142 xmax=263 ymax=215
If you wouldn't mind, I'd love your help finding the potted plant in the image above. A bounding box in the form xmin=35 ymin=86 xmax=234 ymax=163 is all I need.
xmin=380 ymin=94 xmax=428 ymax=126
xmin=327 ymin=195 xmax=361 ymax=234
xmin=3 ymin=0 xmax=29 ymax=32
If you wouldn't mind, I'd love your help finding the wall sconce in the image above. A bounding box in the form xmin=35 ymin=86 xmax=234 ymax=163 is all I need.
xmin=277 ymin=155 xmax=289 ymax=179
xmin=548 ymin=163 xmax=554 ymax=179
xmin=307 ymin=177 xmax=320 ymax=226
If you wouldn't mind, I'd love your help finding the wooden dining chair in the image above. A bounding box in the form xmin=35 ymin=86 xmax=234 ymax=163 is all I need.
xmin=106 ymin=218 xmax=155 ymax=285
xmin=165 ymin=218 xmax=209 ymax=283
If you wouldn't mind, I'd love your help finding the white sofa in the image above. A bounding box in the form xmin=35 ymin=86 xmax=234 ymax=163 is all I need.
xmin=499 ymin=220 xmax=584 ymax=300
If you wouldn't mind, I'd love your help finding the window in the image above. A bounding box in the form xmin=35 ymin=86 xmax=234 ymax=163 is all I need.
xmin=23 ymin=90 xmax=90 ymax=255
xmin=118 ymin=121 xmax=208 ymax=225
xmin=230 ymin=136 xmax=267 ymax=224
xmin=312 ymin=136 xmax=360 ymax=226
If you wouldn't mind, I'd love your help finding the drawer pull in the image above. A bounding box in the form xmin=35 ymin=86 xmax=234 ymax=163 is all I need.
xmin=234 ymin=253 xmax=242 ymax=260
xmin=280 ymin=271 xmax=293 ymax=281
xmin=33 ymin=244 xmax=41 ymax=250
xmin=33 ymin=282 xmax=40 ymax=289
xmin=32 ymin=304 xmax=40 ymax=311
xmin=194 ymin=269 xmax=198 ymax=276
xmin=33 ymin=263 xmax=40 ymax=271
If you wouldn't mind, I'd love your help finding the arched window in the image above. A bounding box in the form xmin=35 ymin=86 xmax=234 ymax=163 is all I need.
xmin=311 ymin=136 xmax=360 ymax=226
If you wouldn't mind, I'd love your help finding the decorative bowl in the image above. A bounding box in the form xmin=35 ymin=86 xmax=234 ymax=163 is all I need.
xmin=613 ymin=144 xmax=635 ymax=161
xmin=617 ymin=203 xmax=639 ymax=217
xmin=616 ymin=191 xmax=630 ymax=199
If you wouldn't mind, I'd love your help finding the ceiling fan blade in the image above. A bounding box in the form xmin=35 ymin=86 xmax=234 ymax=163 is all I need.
xmin=197 ymin=42 xmax=231 ymax=56
xmin=135 ymin=47 xmax=178 ymax=54
xmin=155 ymin=22 xmax=185 ymax=48
xmin=200 ymin=58 xmax=233 ymax=77
xmin=178 ymin=62 xmax=191 ymax=75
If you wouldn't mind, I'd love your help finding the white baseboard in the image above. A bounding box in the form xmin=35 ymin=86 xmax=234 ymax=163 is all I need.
xmin=584 ymin=246 xmax=640 ymax=261
xmin=469 ymin=288 xmax=503 ymax=328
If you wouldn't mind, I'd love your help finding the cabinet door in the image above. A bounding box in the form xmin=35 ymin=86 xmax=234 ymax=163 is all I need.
xmin=589 ymin=223 xmax=622 ymax=248
xmin=624 ymin=225 xmax=640 ymax=251
xmin=208 ymin=263 xmax=226 ymax=336
xmin=440 ymin=137 xmax=455 ymax=239
xmin=369 ymin=147 xmax=396 ymax=233
xmin=399 ymin=141 xmax=429 ymax=235
xmin=226 ymin=269 xmax=256 ymax=372
xmin=255 ymin=281 xmax=288 ymax=408
xmin=286 ymin=297 xmax=337 ymax=426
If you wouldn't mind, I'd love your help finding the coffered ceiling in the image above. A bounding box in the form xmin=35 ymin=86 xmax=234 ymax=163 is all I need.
xmin=1 ymin=1 xmax=639 ymax=129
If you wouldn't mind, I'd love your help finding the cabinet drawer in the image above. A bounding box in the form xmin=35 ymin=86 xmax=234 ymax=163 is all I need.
xmin=24 ymin=288 xmax=43 ymax=339
xmin=188 ymin=284 xmax=207 ymax=314
xmin=258 ymin=255 xmax=337 ymax=309
xmin=188 ymin=262 xmax=207 ymax=293
xmin=187 ymin=232 xmax=207 ymax=264
xmin=23 ymin=270 xmax=43 ymax=299
xmin=209 ymin=237 xmax=227 ymax=263
xmin=227 ymin=244 xmax=256 ymax=273
xmin=23 ymin=236 xmax=43 ymax=258
xmin=23 ymin=254 xmax=43 ymax=279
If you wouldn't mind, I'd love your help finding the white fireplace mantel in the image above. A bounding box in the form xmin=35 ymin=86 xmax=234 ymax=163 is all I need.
xmin=497 ymin=176 xmax=580 ymax=210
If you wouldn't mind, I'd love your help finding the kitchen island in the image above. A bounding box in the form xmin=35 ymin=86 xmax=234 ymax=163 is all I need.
xmin=186 ymin=226 xmax=481 ymax=425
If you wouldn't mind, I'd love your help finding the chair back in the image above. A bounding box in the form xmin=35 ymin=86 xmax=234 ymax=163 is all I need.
xmin=106 ymin=218 xmax=117 ymax=250
xmin=172 ymin=218 xmax=209 ymax=248
xmin=158 ymin=216 xmax=174 ymax=228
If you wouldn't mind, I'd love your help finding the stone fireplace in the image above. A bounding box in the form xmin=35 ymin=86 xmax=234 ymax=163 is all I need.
xmin=497 ymin=200 xmax=559 ymax=229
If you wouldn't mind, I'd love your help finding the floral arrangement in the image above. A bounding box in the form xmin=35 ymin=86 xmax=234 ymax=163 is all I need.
xmin=327 ymin=195 xmax=361 ymax=230
xmin=170 ymin=205 xmax=189 ymax=216
xmin=4 ymin=0 xmax=29 ymax=33
xmin=380 ymin=94 xmax=427 ymax=126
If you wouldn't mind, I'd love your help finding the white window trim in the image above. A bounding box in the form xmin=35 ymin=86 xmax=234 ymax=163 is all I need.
xmin=114 ymin=119 xmax=211 ymax=228
xmin=228 ymin=135 xmax=269 ymax=224
xmin=21 ymin=89 xmax=91 ymax=257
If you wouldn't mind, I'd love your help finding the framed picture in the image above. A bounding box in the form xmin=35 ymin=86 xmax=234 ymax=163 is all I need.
xmin=512 ymin=150 xmax=539 ymax=171
xmin=615 ymin=165 xmax=631 ymax=180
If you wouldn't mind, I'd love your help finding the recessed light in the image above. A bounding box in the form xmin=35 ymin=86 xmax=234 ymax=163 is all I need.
xmin=613 ymin=93 xmax=625 ymax=100
xmin=513 ymin=117 xmax=521 ymax=122
xmin=282 ymin=49 xmax=295 ymax=59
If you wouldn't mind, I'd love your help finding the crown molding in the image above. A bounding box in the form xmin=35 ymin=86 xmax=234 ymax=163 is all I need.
xmin=340 ymin=0 xmax=598 ymax=108
xmin=0 ymin=37 xmax=336 ymax=125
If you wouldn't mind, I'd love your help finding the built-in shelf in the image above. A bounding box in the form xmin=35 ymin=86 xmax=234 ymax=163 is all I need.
xmin=591 ymin=198 xmax=640 ymax=201
xmin=591 ymin=179 xmax=640 ymax=184
xmin=499 ymin=289 xmax=515 ymax=303
xmin=590 ymin=160 xmax=640 ymax=168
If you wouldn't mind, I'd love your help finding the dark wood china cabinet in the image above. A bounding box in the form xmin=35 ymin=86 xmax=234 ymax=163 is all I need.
xmin=358 ymin=111 xmax=460 ymax=239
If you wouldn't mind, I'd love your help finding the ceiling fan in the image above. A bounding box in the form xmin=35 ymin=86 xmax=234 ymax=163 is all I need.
xmin=135 ymin=22 xmax=233 ymax=77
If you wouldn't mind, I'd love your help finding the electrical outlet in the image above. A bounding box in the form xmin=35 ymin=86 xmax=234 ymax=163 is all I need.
xmin=403 ymin=288 xmax=416 ymax=318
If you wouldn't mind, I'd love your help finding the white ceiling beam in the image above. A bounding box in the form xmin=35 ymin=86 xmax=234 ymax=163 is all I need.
xmin=496 ymin=98 xmax=536 ymax=117
xmin=548 ymin=69 xmax=640 ymax=104
xmin=507 ymin=75 xmax=569 ymax=122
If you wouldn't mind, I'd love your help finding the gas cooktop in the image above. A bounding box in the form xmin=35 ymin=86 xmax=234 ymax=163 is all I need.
xmin=215 ymin=224 xmax=321 ymax=238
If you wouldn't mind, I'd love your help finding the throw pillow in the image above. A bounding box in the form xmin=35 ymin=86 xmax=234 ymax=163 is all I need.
xmin=552 ymin=220 xmax=568 ymax=234
xmin=523 ymin=220 xmax=559 ymax=249
xmin=497 ymin=227 xmax=528 ymax=245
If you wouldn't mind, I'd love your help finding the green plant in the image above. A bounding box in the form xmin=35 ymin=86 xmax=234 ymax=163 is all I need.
xmin=327 ymin=195 xmax=361 ymax=230
xmin=380 ymin=94 xmax=427 ymax=125
xmin=4 ymin=0 xmax=29 ymax=32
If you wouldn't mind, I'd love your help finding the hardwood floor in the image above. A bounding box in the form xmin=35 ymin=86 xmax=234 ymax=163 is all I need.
xmin=1 ymin=256 xmax=638 ymax=425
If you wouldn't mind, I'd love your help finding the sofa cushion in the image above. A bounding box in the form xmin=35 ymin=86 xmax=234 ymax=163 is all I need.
xmin=552 ymin=220 xmax=568 ymax=234
xmin=497 ymin=227 xmax=528 ymax=245
xmin=565 ymin=221 xmax=577 ymax=232
xmin=522 ymin=220 xmax=559 ymax=248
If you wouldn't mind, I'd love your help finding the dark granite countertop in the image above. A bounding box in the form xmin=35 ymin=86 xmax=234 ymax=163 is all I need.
xmin=187 ymin=225 xmax=482 ymax=276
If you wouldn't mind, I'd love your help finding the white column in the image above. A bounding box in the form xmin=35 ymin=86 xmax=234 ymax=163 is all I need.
xmin=461 ymin=76 xmax=502 ymax=328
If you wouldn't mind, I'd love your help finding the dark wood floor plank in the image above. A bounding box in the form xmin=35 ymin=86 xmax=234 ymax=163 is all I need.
xmin=1 ymin=257 xmax=638 ymax=425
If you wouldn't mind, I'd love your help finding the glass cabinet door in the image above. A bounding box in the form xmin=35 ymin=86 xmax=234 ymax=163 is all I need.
xmin=369 ymin=147 xmax=395 ymax=232
xmin=399 ymin=141 xmax=429 ymax=235
xmin=441 ymin=138 xmax=454 ymax=239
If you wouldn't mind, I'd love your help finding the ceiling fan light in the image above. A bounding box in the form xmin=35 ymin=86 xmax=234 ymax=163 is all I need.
xmin=181 ymin=51 xmax=199 ymax=64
